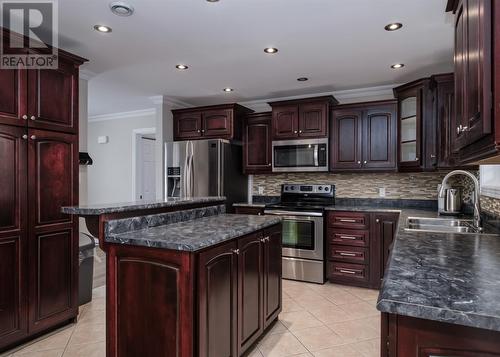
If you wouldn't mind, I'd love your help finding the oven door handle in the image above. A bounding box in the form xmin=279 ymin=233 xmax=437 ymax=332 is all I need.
xmin=263 ymin=210 xmax=323 ymax=217
xmin=314 ymin=145 xmax=319 ymax=166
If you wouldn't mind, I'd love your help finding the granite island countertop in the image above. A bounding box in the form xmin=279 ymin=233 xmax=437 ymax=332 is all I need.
xmin=105 ymin=213 xmax=281 ymax=252
xmin=61 ymin=196 xmax=226 ymax=215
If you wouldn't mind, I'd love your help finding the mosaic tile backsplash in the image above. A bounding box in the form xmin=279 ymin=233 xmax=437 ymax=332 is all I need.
xmin=252 ymin=171 xmax=500 ymax=217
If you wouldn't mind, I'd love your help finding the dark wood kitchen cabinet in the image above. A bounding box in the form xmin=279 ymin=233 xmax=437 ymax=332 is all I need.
xmin=445 ymin=0 xmax=500 ymax=163
xmin=327 ymin=210 xmax=399 ymax=289
xmin=0 ymin=28 xmax=86 ymax=352
xmin=330 ymin=100 xmax=397 ymax=172
xmin=172 ymin=104 xmax=253 ymax=141
xmin=381 ymin=313 xmax=500 ymax=357
xmin=269 ymin=96 xmax=338 ymax=140
xmin=106 ymin=223 xmax=282 ymax=357
xmin=243 ymin=112 xmax=272 ymax=174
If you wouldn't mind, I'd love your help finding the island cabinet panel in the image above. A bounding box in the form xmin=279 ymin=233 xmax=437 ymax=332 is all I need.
xmin=0 ymin=68 xmax=27 ymax=127
xmin=243 ymin=113 xmax=272 ymax=174
xmin=382 ymin=313 xmax=500 ymax=357
xmin=330 ymin=101 xmax=397 ymax=172
xmin=262 ymin=226 xmax=282 ymax=328
xmin=327 ymin=211 xmax=399 ymax=289
xmin=237 ymin=233 xmax=264 ymax=353
xmin=198 ymin=240 xmax=239 ymax=357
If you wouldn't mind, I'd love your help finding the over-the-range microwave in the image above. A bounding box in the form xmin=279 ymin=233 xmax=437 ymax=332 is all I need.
xmin=272 ymin=138 xmax=328 ymax=172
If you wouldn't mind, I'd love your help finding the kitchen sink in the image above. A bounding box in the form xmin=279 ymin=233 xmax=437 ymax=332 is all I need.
xmin=405 ymin=217 xmax=483 ymax=234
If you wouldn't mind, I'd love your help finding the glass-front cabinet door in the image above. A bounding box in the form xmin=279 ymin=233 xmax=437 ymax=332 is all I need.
xmin=397 ymin=88 xmax=422 ymax=170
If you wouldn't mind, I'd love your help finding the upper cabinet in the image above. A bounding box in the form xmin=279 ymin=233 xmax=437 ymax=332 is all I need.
xmin=0 ymin=53 xmax=83 ymax=134
xmin=269 ymin=96 xmax=338 ymax=140
xmin=446 ymin=0 xmax=500 ymax=163
xmin=330 ymin=101 xmax=397 ymax=172
xmin=172 ymin=104 xmax=253 ymax=141
xmin=243 ymin=112 xmax=272 ymax=174
xmin=393 ymin=79 xmax=436 ymax=172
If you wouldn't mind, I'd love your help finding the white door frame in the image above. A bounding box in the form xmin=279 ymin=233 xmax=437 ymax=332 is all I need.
xmin=132 ymin=127 xmax=156 ymax=201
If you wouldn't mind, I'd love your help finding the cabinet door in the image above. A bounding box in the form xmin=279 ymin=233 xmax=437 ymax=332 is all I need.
xmin=0 ymin=125 xmax=28 ymax=348
xmin=298 ymin=102 xmax=328 ymax=137
xmin=0 ymin=68 xmax=27 ymax=127
xmin=370 ymin=213 xmax=399 ymax=288
xmin=362 ymin=105 xmax=397 ymax=170
xmin=330 ymin=110 xmax=363 ymax=170
xmin=198 ymin=240 xmax=238 ymax=357
xmin=263 ymin=226 xmax=282 ymax=328
xmin=27 ymin=58 xmax=78 ymax=134
xmin=272 ymin=105 xmax=299 ymax=139
xmin=398 ymin=89 xmax=422 ymax=170
xmin=203 ymin=109 xmax=232 ymax=138
xmin=454 ymin=2 xmax=469 ymax=150
xmin=174 ymin=112 xmax=202 ymax=140
xmin=28 ymin=129 xmax=78 ymax=333
xmin=463 ymin=0 xmax=492 ymax=145
xmin=243 ymin=115 xmax=272 ymax=174
xmin=436 ymin=76 xmax=459 ymax=168
xmin=237 ymin=233 xmax=264 ymax=354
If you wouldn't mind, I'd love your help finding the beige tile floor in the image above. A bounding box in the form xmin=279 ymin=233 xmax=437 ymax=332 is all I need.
xmin=2 ymin=280 xmax=381 ymax=357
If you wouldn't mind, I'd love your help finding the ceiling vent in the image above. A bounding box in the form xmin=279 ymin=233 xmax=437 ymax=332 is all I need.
xmin=109 ymin=1 xmax=134 ymax=16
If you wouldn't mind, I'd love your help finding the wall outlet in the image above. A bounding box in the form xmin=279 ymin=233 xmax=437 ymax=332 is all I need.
xmin=379 ymin=187 xmax=386 ymax=197
xmin=257 ymin=186 xmax=264 ymax=195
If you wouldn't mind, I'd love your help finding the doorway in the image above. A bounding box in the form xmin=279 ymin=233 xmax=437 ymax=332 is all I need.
xmin=133 ymin=128 xmax=156 ymax=201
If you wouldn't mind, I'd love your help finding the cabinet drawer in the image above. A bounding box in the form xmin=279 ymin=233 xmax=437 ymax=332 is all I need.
xmin=328 ymin=212 xmax=370 ymax=229
xmin=233 ymin=206 xmax=265 ymax=215
xmin=328 ymin=229 xmax=370 ymax=247
xmin=328 ymin=262 xmax=369 ymax=283
xmin=329 ymin=245 xmax=368 ymax=264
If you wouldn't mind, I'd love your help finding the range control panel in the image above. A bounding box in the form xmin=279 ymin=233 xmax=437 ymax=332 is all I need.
xmin=282 ymin=184 xmax=334 ymax=194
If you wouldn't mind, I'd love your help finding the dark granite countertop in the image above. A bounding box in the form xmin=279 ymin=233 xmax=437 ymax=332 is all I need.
xmin=106 ymin=214 xmax=281 ymax=252
xmin=61 ymin=196 xmax=226 ymax=215
xmin=372 ymin=207 xmax=500 ymax=332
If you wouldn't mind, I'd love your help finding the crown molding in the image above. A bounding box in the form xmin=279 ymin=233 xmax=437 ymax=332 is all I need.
xmin=88 ymin=108 xmax=156 ymax=123
xmin=149 ymin=95 xmax=193 ymax=109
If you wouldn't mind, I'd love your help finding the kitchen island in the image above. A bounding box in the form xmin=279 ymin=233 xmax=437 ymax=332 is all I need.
xmin=63 ymin=199 xmax=282 ymax=357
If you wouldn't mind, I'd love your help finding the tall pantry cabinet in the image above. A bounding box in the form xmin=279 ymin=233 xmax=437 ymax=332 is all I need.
xmin=0 ymin=29 xmax=87 ymax=351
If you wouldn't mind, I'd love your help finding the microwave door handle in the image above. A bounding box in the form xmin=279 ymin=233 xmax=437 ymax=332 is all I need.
xmin=314 ymin=145 xmax=319 ymax=166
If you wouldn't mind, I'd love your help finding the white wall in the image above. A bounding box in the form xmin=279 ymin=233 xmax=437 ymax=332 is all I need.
xmin=87 ymin=111 xmax=156 ymax=204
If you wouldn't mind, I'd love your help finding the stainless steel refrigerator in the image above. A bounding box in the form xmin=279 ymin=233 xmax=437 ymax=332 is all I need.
xmin=164 ymin=139 xmax=248 ymax=210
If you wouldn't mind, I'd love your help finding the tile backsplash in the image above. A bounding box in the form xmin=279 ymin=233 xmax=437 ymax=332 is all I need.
xmin=252 ymin=171 xmax=500 ymax=217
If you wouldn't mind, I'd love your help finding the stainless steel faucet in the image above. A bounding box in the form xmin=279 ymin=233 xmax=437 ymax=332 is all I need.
xmin=438 ymin=170 xmax=482 ymax=229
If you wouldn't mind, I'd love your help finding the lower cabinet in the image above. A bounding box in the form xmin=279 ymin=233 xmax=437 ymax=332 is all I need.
xmin=327 ymin=211 xmax=399 ymax=289
xmin=382 ymin=313 xmax=500 ymax=357
xmin=234 ymin=206 xmax=265 ymax=216
xmin=198 ymin=224 xmax=282 ymax=356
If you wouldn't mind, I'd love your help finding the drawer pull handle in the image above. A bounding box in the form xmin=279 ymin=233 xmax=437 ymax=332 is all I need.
xmin=339 ymin=219 xmax=357 ymax=223
xmin=339 ymin=252 xmax=357 ymax=257
xmin=339 ymin=269 xmax=356 ymax=275
xmin=339 ymin=235 xmax=357 ymax=240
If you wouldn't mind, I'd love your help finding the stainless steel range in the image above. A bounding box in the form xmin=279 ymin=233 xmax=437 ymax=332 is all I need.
xmin=264 ymin=184 xmax=335 ymax=284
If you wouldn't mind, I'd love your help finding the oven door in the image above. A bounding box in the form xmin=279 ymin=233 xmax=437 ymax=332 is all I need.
xmin=272 ymin=138 xmax=328 ymax=172
xmin=264 ymin=210 xmax=324 ymax=260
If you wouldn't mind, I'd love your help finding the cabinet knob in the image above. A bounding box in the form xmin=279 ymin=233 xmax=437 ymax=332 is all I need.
xmin=30 ymin=135 xmax=36 ymax=140
xmin=197 ymin=130 xmax=201 ymax=133
xmin=462 ymin=126 xmax=468 ymax=132
xmin=257 ymin=212 xmax=262 ymax=215
xmin=30 ymin=115 xmax=36 ymax=121
xmin=363 ymin=160 xmax=367 ymax=164
xmin=294 ymin=130 xmax=298 ymax=134
xmin=430 ymin=154 xmax=436 ymax=159
xmin=376 ymin=219 xmax=380 ymax=223
xmin=357 ymin=161 xmax=361 ymax=165
xmin=415 ymin=157 xmax=419 ymax=161
xmin=268 ymin=163 xmax=271 ymax=166
xmin=299 ymin=130 xmax=302 ymax=133
xmin=22 ymin=115 xmax=28 ymax=120
xmin=232 ymin=249 xmax=240 ymax=255
xmin=201 ymin=129 xmax=205 ymax=133
xmin=457 ymin=125 xmax=462 ymax=134
xmin=22 ymin=134 xmax=28 ymax=140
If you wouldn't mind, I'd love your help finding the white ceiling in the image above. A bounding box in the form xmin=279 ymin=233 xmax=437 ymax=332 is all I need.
xmin=55 ymin=0 xmax=454 ymax=116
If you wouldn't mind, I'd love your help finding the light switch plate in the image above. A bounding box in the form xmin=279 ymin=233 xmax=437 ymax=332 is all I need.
xmin=257 ymin=186 xmax=264 ymax=195
xmin=98 ymin=135 xmax=109 ymax=144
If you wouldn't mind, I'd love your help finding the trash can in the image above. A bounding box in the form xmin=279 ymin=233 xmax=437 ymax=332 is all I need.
xmin=79 ymin=232 xmax=97 ymax=306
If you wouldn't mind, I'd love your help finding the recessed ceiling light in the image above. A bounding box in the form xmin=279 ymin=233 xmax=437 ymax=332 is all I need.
xmin=264 ymin=47 xmax=278 ymax=54
xmin=94 ymin=25 xmax=112 ymax=33
xmin=206 ymin=0 xmax=220 ymax=2
xmin=391 ymin=63 xmax=405 ymax=69
xmin=223 ymin=87 xmax=234 ymax=92
xmin=385 ymin=23 xmax=403 ymax=31
xmin=297 ymin=77 xmax=308 ymax=82
xmin=175 ymin=64 xmax=188 ymax=70
xmin=109 ymin=1 xmax=134 ymax=16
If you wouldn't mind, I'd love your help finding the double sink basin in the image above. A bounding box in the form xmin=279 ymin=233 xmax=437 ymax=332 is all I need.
xmin=405 ymin=217 xmax=484 ymax=234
